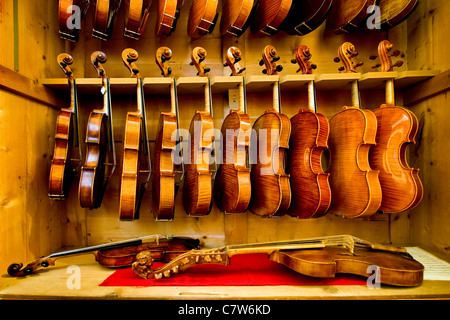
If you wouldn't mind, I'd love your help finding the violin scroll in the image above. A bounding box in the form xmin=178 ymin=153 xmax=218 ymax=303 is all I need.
xmin=259 ymin=45 xmax=283 ymax=75
xmin=369 ymin=40 xmax=404 ymax=72
xmin=57 ymin=53 xmax=74 ymax=78
xmin=189 ymin=47 xmax=210 ymax=77
xmin=334 ymin=42 xmax=363 ymax=73
xmin=224 ymin=46 xmax=246 ymax=76
xmin=155 ymin=46 xmax=173 ymax=77
xmin=121 ymin=48 xmax=140 ymax=78
xmin=7 ymin=258 xmax=55 ymax=277
xmin=91 ymin=51 xmax=108 ymax=78
xmin=290 ymin=45 xmax=317 ymax=74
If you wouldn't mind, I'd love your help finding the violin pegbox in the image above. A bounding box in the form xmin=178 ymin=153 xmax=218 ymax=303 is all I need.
xmin=121 ymin=48 xmax=140 ymax=78
xmin=57 ymin=53 xmax=74 ymax=78
xmin=190 ymin=47 xmax=210 ymax=77
xmin=91 ymin=51 xmax=108 ymax=78
xmin=224 ymin=46 xmax=246 ymax=76
xmin=290 ymin=45 xmax=317 ymax=74
xmin=259 ymin=45 xmax=283 ymax=75
xmin=369 ymin=40 xmax=403 ymax=72
xmin=334 ymin=42 xmax=363 ymax=73
xmin=155 ymin=46 xmax=173 ymax=77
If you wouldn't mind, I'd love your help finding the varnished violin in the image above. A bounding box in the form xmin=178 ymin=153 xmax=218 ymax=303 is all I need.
xmin=79 ymin=51 xmax=116 ymax=209
xmin=250 ymin=0 xmax=294 ymax=36
xmin=187 ymin=0 xmax=219 ymax=39
xmin=368 ymin=0 xmax=418 ymax=31
xmin=124 ymin=0 xmax=152 ymax=39
xmin=248 ymin=46 xmax=291 ymax=217
xmin=152 ymin=47 xmax=180 ymax=220
xmin=156 ymin=0 xmax=185 ymax=37
xmin=214 ymin=47 xmax=251 ymax=214
xmin=119 ymin=48 xmax=151 ymax=220
xmin=326 ymin=0 xmax=377 ymax=34
xmin=49 ymin=54 xmax=81 ymax=199
xmin=286 ymin=46 xmax=331 ymax=219
xmin=93 ymin=0 xmax=122 ymax=41
xmin=220 ymin=0 xmax=256 ymax=37
xmin=327 ymin=42 xmax=382 ymax=218
xmin=368 ymin=40 xmax=423 ymax=213
xmin=183 ymin=47 xmax=214 ymax=216
xmin=59 ymin=0 xmax=90 ymax=41
xmin=7 ymin=235 xmax=200 ymax=277
xmin=132 ymin=234 xmax=424 ymax=287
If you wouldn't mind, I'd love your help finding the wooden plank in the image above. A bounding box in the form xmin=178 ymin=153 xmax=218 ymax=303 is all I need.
xmin=403 ymin=70 xmax=450 ymax=106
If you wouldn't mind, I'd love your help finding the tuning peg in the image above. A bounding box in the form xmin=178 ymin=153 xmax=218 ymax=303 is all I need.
xmin=238 ymin=68 xmax=246 ymax=74
xmin=204 ymin=67 xmax=210 ymax=73
xmin=393 ymin=61 xmax=403 ymax=68
xmin=235 ymin=57 xmax=241 ymax=63
xmin=262 ymin=69 xmax=267 ymax=74
xmin=372 ymin=63 xmax=381 ymax=69
xmin=310 ymin=64 xmax=317 ymax=70
xmin=275 ymin=65 xmax=283 ymax=72
xmin=369 ymin=53 xmax=378 ymax=60
xmin=272 ymin=56 xmax=280 ymax=62
xmin=168 ymin=67 xmax=172 ymax=75
xmin=356 ymin=61 xmax=364 ymax=68
xmin=334 ymin=57 xmax=341 ymax=63
xmin=189 ymin=61 xmax=194 ymax=66
xmin=223 ymin=62 xmax=228 ymax=67
xmin=291 ymin=59 xmax=297 ymax=64
xmin=259 ymin=59 xmax=264 ymax=66
xmin=338 ymin=66 xmax=345 ymax=72
xmin=391 ymin=49 xmax=401 ymax=57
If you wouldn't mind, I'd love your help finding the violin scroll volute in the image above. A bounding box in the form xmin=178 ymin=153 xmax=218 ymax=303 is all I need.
xmin=370 ymin=40 xmax=403 ymax=72
xmin=57 ymin=53 xmax=74 ymax=78
xmin=334 ymin=42 xmax=363 ymax=73
xmin=224 ymin=46 xmax=246 ymax=76
xmin=290 ymin=45 xmax=317 ymax=74
xmin=190 ymin=47 xmax=210 ymax=77
xmin=259 ymin=45 xmax=283 ymax=75
xmin=121 ymin=48 xmax=140 ymax=78
xmin=91 ymin=51 xmax=108 ymax=78
xmin=155 ymin=46 xmax=173 ymax=77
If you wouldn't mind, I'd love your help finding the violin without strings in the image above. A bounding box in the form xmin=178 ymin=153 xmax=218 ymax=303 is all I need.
xmin=326 ymin=0 xmax=377 ymax=34
xmin=92 ymin=0 xmax=122 ymax=41
xmin=220 ymin=0 xmax=256 ymax=37
xmin=124 ymin=0 xmax=152 ymax=39
xmin=155 ymin=0 xmax=185 ymax=37
xmin=58 ymin=0 xmax=90 ymax=41
xmin=187 ymin=0 xmax=219 ymax=39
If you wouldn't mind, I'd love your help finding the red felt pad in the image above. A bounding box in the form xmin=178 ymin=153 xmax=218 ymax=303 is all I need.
xmin=99 ymin=253 xmax=367 ymax=286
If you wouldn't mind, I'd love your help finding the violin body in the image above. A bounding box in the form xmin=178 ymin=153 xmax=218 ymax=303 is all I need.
xmin=251 ymin=0 xmax=293 ymax=36
xmin=183 ymin=111 xmax=214 ymax=216
xmin=328 ymin=107 xmax=382 ymax=217
xmin=326 ymin=0 xmax=377 ymax=34
xmin=156 ymin=0 xmax=184 ymax=36
xmin=124 ymin=0 xmax=152 ymax=39
xmin=287 ymin=110 xmax=331 ymax=218
xmin=220 ymin=0 xmax=256 ymax=37
xmin=370 ymin=105 xmax=423 ymax=213
xmin=59 ymin=0 xmax=90 ymax=41
xmin=214 ymin=110 xmax=251 ymax=213
xmin=249 ymin=110 xmax=291 ymax=217
xmin=376 ymin=0 xmax=418 ymax=31
xmin=281 ymin=0 xmax=332 ymax=36
xmin=93 ymin=0 xmax=122 ymax=41
xmin=187 ymin=0 xmax=219 ymax=39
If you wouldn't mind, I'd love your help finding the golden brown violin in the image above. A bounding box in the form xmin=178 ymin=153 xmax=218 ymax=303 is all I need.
xmin=258 ymin=45 xmax=283 ymax=75
xmin=93 ymin=0 xmax=122 ymax=41
xmin=124 ymin=0 xmax=152 ymax=39
xmin=183 ymin=47 xmax=214 ymax=216
xmin=59 ymin=0 xmax=90 ymax=41
xmin=286 ymin=46 xmax=331 ymax=219
xmin=250 ymin=0 xmax=293 ymax=36
xmin=49 ymin=54 xmax=81 ymax=199
xmin=155 ymin=0 xmax=185 ymax=37
xmin=132 ymin=234 xmax=424 ymax=287
xmin=79 ymin=51 xmax=116 ymax=209
xmin=220 ymin=0 xmax=256 ymax=37
xmin=370 ymin=0 xmax=418 ymax=31
xmin=368 ymin=40 xmax=423 ymax=214
xmin=152 ymin=47 xmax=179 ymax=220
xmin=214 ymin=47 xmax=251 ymax=214
xmin=187 ymin=0 xmax=219 ymax=39
xmin=7 ymin=235 xmax=200 ymax=277
xmin=119 ymin=49 xmax=151 ymax=220
xmin=248 ymin=46 xmax=291 ymax=217
xmin=326 ymin=0 xmax=377 ymax=34
xmin=327 ymin=42 xmax=382 ymax=218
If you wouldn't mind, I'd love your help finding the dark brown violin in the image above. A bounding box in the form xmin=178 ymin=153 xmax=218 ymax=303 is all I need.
xmin=49 ymin=54 xmax=81 ymax=199
xmin=327 ymin=42 xmax=382 ymax=218
xmin=7 ymin=235 xmax=200 ymax=277
xmin=326 ymin=0 xmax=377 ymax=34
xmin=59 ymin=0 xmax=90 ymax=41
xmin=214 ymin=47 xmax=251 ymax=214
xmin=124 ymin=0 xmax=152 ymax=39
xmin=152 ymin=47 xmax=180 ymax=220
xmin=132 ymin=234 xmax=424 ymax=287
xmin=79 ymin=51 xmax=116 ymax=209
xmin=93 ymin=0 xmax=122 ymax=41
xmin=187 ymin=0 xmax=219 ymax=39
xmin=248 ymin=46 xmax=291 ymax=217
xmin=286 ymin=46 xmax=331 ymax=219
xmin=119 ymin=48 xmax=151 ymax=220
xmin=368 ymin=40 xmax=423 ymax=214
xmin=183 ymin=47 xmax=214 ymax=216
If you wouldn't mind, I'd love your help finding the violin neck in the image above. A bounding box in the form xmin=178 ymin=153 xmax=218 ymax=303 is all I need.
xmin=70 ymin=78 xmax=80 ymax=148
xmin=385 ymin=78 xmax=396 ymax=106
xmin=307 ymin=80 xmax=317 ymax=113
xmin=204 ymin=78 xmax=213 ymax=115
xmin=170 ymin=78 xmax=178 ymax=115
xmin=238 ymin=80 xmax=246 ymax=113
xmin=272 ymin=81 xmax=281 ymax=113
xmin=350 ymin=79 xmax=361 ymax=108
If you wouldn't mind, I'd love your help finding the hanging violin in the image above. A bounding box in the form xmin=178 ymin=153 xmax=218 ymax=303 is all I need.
xmin=92 ymin=0 xmax=122 ymax=41
xmin=368 ymin=0 xmax=418 ymax=31
xmin=49 ymin=53 xmax=81 ymax=199
xmin=187 ymin=0 xmax=219 ymax=39
xmin=248 ymin=45 xmax=291 ymax=217
xmin=79 ymin=51 xmax=116 ymax=209
xmin=124 ymin=0 xmax=152 ymax=39
xmin=368 ymin=40 xmax=423 ymax=214
xmin=286 ymin=46 xmax=331 ymax=219
xmin=326 ymin=0 xmax=377 ymax=34
xmin=183 ymin=47 xmax=214 ymax=216
xmin=220 ymin=0 xmax=256 ymax=37
xmin=59 ymin=0 xmax=90 ymax=41
xmin=250 ymin=0 xmax=294 ymax=36
xmin=119 ymin=48 xmax=151 ymax=220
xmin=152 ymin=47 xmax=180 ymax=220
xmin=155 ymin=0 xmax=185 ymax=37
xmin=327 ymin=42 xmax=382 ymax=218
xmin=214 ymin=47 xmax=251 ymax=214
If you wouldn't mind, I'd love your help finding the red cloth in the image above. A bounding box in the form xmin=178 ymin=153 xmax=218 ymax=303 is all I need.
xmin=99 ymin=253 xmax=367 ymax=286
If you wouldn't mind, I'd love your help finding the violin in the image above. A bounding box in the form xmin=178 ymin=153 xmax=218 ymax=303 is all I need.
xmin=250 ymin=0 xmax=294 ymax=36
xmin=119 ymin=49 xmax=151 ymax=220
xmin=258 ymin=45 xmax=283 ymax=75
xmin=280 ymin=0 xmax=332 ymax=36
xmin=59 ymin=0 xmax=90 ymax=41
xmin=92 ymin=0 xmax=122 ymax=41
xmin=326 ymin=0 xmax=377 ymax=34
xmin=327 ymin=42 xmax=382 ymax=218
xmin=220 ymin=0 xmax=256 ymax=37
xmin=48 ymin=54 xmax=81 ymax=199
xmin=155 ymin=0 xmax=185 ymax=37
xmin=183 ymin=47 xmax=214 ymax=216
xmin=187 ymin=0 xmax=219 ymax=39
xmin=368 ymin=0 xmax=418 ymax=31
xmin=286 ymin=46 xmax=331 ymax=219
xmin=214 ymin=47 xmax=251 ymax=214
xmin=368 ymin=40 xmax=423 ymax=214
xmin=79 ymin=51 xmax=116 ymax=209
xmin=7 ymin=235 xmax=200 ymax=277
xmin=248 ymin=46 xmax=291 ymax=217
xmin=152 ymin=47 xmax=180 ymax=220
xmin=124 ymin=0 xmax=152 ymax=39
xmin=132 ymin=234 xmax=424 ymax=287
